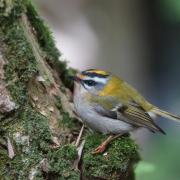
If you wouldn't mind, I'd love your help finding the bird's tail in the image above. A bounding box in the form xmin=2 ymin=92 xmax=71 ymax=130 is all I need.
xmin=151 ymin=107 xmax=180 ymax=122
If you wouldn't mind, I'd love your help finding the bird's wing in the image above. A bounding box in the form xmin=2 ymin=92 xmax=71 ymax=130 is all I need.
xmin=94 ymin=100 xmax=165 ymax=134
xmin=118 ymin=105 xmax=165 ymax=134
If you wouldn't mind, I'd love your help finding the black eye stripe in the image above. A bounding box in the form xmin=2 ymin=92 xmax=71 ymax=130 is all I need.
xmin=83 ymin=80 xmax=97 ymax=86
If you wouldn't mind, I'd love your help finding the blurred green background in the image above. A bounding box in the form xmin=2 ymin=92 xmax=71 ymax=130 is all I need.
xmin=34 ymin=0 xmax=180 ymax=179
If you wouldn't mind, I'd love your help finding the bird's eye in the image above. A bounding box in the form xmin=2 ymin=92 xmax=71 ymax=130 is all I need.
xmin=83 ymin=80 xmax=96 ymax=86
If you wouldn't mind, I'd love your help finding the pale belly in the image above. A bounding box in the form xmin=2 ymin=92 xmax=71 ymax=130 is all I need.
xmin=81 ymin=110 xmax=133 ymax=134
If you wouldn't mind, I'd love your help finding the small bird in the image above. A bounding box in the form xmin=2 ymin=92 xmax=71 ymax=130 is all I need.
xmin=73 ymin=69 xmax=180 ymax=153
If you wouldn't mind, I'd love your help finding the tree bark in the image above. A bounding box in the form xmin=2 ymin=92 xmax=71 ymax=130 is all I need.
xmin=0 ymin=0 xmax=140 ymax=179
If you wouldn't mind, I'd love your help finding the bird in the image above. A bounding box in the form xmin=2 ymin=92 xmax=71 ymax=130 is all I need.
xmin=73 ymin=69 xmax=180 ymax=154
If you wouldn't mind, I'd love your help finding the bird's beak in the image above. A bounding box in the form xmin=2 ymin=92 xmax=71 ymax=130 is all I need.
xmin=70 ymin=75 xmax=81 ymax=82
xmin=74 ymin=76 xmax=81 ymax=82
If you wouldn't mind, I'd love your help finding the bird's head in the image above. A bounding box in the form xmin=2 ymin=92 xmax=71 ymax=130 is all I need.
xmin=73 ymin=69 xmax=111 ymax=96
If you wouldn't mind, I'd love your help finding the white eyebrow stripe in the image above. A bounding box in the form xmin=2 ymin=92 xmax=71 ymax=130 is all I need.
xmin=83 ymin=76 xmax=108 ymax=84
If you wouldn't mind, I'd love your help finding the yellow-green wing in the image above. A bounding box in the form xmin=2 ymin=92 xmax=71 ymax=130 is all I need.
xmin=118 ymin=105 xmax=165 ymax=134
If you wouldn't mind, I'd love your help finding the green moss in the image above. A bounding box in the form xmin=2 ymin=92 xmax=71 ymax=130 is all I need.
xmin=26 ymin=0 xmax=60 ymax=62
xmin=83 ymin=133 xmax=140 ymax=179
xmin=0 ymin=0 xmax=53 ymax=178
xmin=2 ymin=18 xmax=37 ymax=106
xmin=61 ymin=67 xmax=77 ymax=90
xmin=21 ymin=106 xmax=52 ymax=151
xmin=8 ymin=136 xmax=80 ymax=180
xmin=0 ymin=1 xmax=80 ymax=179
xmin=0 ymin=106 xmax=52 ymax=178
xmin=62 ymin=113 xmax=77 ymax=129
xmin=0 ymin=106 xmax=80 ymax=179
xmin=55 ymin=96 xmax=80 ymax=130
xmin=0 ymin=0 xmax=24 ymax=19
xmin=0 ymin=152 xmax=42 ymax=179
xmin=47 ymin=145 xmax=80 ymax=179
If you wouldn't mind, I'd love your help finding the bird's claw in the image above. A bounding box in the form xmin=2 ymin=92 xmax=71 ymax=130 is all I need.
xmin=92 ymin=143 xmax=106 ymax=154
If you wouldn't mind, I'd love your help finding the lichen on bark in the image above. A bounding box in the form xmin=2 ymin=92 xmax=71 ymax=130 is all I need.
xmin=0 ymin=0 xmax=140 ymax=179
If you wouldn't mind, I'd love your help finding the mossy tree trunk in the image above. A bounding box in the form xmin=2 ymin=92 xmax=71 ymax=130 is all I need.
xmin=0 ymin=0 xmax=140 ymax=179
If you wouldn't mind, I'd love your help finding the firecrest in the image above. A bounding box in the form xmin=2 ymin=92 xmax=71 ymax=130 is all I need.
xmin=73 ymin=69 xmax=180 ymax=153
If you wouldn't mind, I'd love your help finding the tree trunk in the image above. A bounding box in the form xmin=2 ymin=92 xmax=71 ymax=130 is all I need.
xmin=0 ymin=0 xmax=140 ymax=179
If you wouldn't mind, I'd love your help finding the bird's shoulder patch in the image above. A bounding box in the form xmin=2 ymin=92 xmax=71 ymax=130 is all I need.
xmin=99 ymin=76 xmax=124 ymax=97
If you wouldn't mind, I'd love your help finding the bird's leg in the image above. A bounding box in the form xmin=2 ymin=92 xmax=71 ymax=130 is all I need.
xmin=92 ymin=135 xmax=113 ymax=154
xmin=75 ymin=124 xmax=85 ymax=147
xmin=92 ymin=133 xmax=123 ymax=154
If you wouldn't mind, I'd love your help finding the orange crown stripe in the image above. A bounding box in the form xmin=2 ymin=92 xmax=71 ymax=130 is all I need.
xmin=86 ymin=70 xmax=108 ymax=76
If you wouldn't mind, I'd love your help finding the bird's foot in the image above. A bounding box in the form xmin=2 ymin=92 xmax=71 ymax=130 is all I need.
xmin=92 ymin=143 xmax=106 ymax=154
